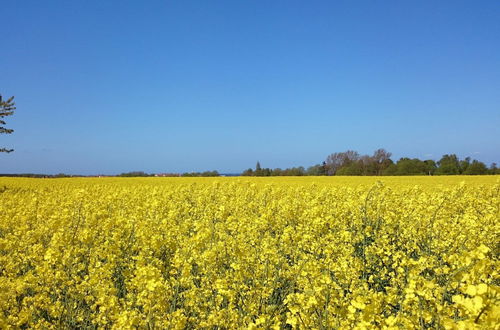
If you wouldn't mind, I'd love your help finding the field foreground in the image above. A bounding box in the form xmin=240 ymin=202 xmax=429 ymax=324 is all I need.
xmin=0 ymin=176 xmax=498 ymax=328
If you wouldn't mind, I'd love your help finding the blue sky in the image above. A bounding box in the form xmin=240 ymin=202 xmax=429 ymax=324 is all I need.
xmin=1 ymin=1 xmax=499 ymax=174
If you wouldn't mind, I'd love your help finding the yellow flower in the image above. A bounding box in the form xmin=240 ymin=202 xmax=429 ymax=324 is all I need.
xmin=0 ymin=176 xmax=497 ymax=328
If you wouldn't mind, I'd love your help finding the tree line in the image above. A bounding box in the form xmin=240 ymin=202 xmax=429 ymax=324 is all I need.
xmin=242 ymin=149 xmax=498 ymax=176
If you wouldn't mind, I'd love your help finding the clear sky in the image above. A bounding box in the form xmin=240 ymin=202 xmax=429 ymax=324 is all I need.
xmin=1 ymin=1 xmax=499 ymax=174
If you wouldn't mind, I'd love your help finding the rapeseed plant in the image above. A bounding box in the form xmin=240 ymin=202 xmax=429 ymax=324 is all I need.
xmin=0 ymin=176 xmax=498 ymax=328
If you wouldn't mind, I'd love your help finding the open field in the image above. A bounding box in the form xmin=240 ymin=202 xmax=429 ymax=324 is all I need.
xmin=0 ymin=176 xmax=498 ymax=328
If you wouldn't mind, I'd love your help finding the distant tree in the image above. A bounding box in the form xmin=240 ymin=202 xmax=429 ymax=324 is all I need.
xmin=325 ymin=150 xmax=360 ymax=175
xmin=319 ymin=161 xmax=327 ymax=175
xmin=436 ymin=154 xmax=460 ymax=175
xmin=54 ymin=173 xmax=72 ymax=178
xmin=272 ymin=168 xmax=283 ymax=176
xmin=306 ymin=163 xmax=327 ymax=176
xmin=181 ymin=170 xmax=219 ymax=177
xmin=463 ymin=160 xmax=488 ymax=175
xmin=359 ymin=155 xmax=376 ymax=175
xmin=372 ymin=148 xmax=392 ymax=175
xmin=489 ymin=163 xmax=499 ymax=175
xmin=423 ymin=160 xmax=437 ymax=175
xmin=118 ymin=171 xmax=152 ymax=177
xmin=324 ymin=149 xmax=395 ymax=176
xmin=255 ymin=161 xmax=262 ymax=176
xmin=242 ymin=168 xmax=254 ymax=176
xmin=0 ymin=95 xmax=16 ymax=153
xmin=325 ymin=152 xmax=343 ymax=175
xmin=262 ymin=168 xmax=272 ymax=176
xmin=336 ymin=162 xmax=363 ymax=175
xmin=382 ymin=163 xmax=398 ymax=175
xmin=285 ymin=166 xmax=305 ymax=176
xmin=459 ymin=157 xmax=471 ymax=174
xmin=202 ymin=170 xmax=220 ymax=177
xmin=390 ymin=158 xmax=428 ymax=175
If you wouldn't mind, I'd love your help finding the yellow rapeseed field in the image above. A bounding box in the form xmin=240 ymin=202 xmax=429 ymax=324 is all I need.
xmin=0 ymin=176 xmax=498 ymax=329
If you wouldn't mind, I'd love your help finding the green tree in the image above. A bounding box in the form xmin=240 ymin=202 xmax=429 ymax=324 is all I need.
xmin=255 ymin=161 xmax=262 ymax=176
xmin=489 ymin=163 xmax=499 ymax=175
xmin=0 ymin=95 xmax=16 ymax=153
xmin=463 ymin=160 xmax=488 ymax=175
xmin=336 ymin=162 xmax=363 ymax=175
xmin=436 ymin=154 xmax=460 ymax=175
xmin=306 ymin=162 xmax=327 ymax=176
xmin=118 ymin=171 xmax=152 ymax=177
xmin=459 ymin=157 xmax=471 ymax=174
xmin=241 ymin=168 xmax=254 ymax=176
xmin=319 ymin=161 xmax=327 ymax=175
xmin=390 ymin=158 xmax=428 ymax=175
xmin=423 ymin=160 xmax=437 ymax=175
xmin=272 ymin=168 xmax=283 ymax=176
xmin=382 ymin=163 xmax=398 ymax=175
